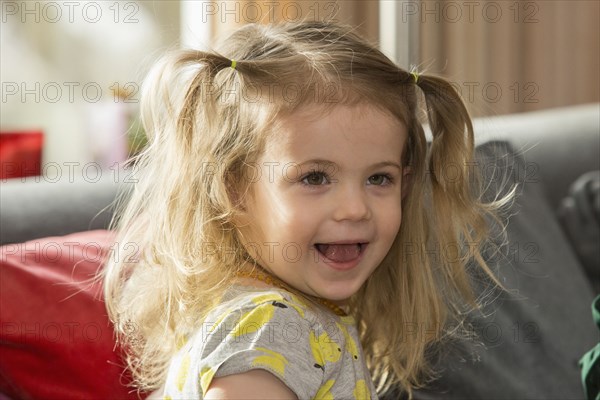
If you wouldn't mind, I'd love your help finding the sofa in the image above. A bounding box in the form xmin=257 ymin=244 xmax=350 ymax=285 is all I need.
xmin=1 ymin=103 xmax=598 ymax=399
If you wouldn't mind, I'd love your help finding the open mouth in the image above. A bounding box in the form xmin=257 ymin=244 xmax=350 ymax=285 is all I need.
xmin=314 ymin=243 xmax=368 ymax=263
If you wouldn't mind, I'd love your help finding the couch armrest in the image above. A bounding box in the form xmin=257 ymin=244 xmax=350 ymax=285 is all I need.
xmin=0 ymin=174 xmax=123 ymax=245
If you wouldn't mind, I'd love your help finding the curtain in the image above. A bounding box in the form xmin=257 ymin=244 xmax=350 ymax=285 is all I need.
xmin=418 ymin=0 xmax=600 ymax=116
xmin=208 ymin=0 xmax=599 ymax=117
xmin=210 ymin=1 xmax=378 ymax=44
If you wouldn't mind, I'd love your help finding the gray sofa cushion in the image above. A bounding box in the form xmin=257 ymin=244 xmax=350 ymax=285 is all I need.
xmin=401 ymin=141 xmax=598 ymax=400
xmin=472 ymin=103 xmax=600 ymax=211
xmin=0 ymin=174 xmax=122 ymax=245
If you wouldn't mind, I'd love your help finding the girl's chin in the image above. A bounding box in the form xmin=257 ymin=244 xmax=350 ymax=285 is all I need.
xmin=312 ymin=283 xmax=361 ymax=304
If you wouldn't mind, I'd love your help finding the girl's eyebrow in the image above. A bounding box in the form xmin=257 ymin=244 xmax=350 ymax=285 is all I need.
xmin=371 ymin=161 xmax=403 ymax=171
xmin=296 ymin=159 xmax=336 ymax=168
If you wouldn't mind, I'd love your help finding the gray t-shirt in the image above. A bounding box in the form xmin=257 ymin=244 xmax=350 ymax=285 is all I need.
xmin=163 ymin=287 xmax=378 ymax=399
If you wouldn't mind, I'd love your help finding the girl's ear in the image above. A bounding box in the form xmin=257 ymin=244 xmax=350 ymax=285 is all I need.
xmin=229 ymin=186 xmax=244 ymax=211
xmin=225 ymin=179 xmax=249 ymax=234
xmin=225 ymin=172 xmax=247 ymax=211
xmin=228 ymin=181 xmax=253 ymax=226
xmin=401 ymin=166 xmax=413 ymax=199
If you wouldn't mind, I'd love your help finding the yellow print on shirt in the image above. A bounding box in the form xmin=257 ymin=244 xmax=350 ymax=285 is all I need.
xmin=353 ymin=379 xmax=370 ymax=399
xmin=175 ymin=353 xmax=190 ymax=391
xmin=199 ymin=366 xmax=216 ymax=395
xmin=251 ymin=347 xmax=289 ymax=376
xmin=310 ymin=329 xmax=342 ymax=370
xmin=315 ymin=379 xmax=335 ymax=400
xmin=228 ymin=293 xmax=286 ymax=338
xmin=337 ymin=322 xmax=359 ymax=361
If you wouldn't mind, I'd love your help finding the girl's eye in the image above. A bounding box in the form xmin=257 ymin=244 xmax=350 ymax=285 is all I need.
xmin=368 ymin=174 xmax=393 ymax=186
xmin=301 ymin=171 xmax=329 ymax=186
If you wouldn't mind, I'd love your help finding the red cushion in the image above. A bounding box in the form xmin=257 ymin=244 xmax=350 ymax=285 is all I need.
xmin=0 ymin=230 xmax=144 ymax=399
xmin=0 ymin=131 xmax=44 ymax=179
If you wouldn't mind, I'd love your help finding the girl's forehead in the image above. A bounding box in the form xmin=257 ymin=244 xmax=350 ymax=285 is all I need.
xmin=271 ymin=103 xmax=404 ymax=137
xmin=286 ymin=103 xmax=369 ymax=121
xmin=262 ymin=103 xmax=407 ymax=155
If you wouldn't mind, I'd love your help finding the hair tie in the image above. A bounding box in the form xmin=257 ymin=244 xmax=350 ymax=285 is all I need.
xmin=230 ymin=59 xmax=237 ymax=70
xmin=411 ymin=71 xmax=419 ymax=84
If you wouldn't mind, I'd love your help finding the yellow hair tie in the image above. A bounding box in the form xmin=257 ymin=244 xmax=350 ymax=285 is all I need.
xmin=411 ymin=71 xmax=419 ymax=84
xmin=230 ymin=59 xmax=237 ymax=70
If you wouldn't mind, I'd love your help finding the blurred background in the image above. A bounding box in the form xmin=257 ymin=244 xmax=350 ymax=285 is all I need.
xmin=1 ymin=0 xmax=598 ymax=179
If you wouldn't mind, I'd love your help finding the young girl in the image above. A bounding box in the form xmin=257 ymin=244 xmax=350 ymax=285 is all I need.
xmin=104 ymin=21 xmax=507 ymax=399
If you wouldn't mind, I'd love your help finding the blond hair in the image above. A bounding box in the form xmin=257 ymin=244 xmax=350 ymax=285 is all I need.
xmin=103 ymin=21 xmax=511 ymax=397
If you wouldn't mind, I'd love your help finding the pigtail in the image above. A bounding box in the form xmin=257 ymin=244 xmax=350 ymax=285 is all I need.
xmin=418 ymin=74 xmax=474 ymax=202
xmin=173 ymin=51 xmax=231 ymax=143
xmin=103 ymin=49 xmax=252 ymax=391
xmin=416 ymin=74 xmax=498 ymax=308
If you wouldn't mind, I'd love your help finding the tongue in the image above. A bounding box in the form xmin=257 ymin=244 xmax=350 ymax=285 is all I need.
xmin=318 ymin=244 xmax=361 ymax=263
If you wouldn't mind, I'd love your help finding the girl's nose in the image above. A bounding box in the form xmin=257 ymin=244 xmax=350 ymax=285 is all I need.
xmin=332 ymin=186 xmax=371 ymax=222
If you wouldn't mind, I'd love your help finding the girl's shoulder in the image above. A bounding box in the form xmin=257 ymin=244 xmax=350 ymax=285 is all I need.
xmin=215 ymin=286 xmax=317 ymax=321
xmin=166 ymin=288 xmax=354 ymax=398
xmin=163 ymin=287 xmax=375 ymax=399
xmin=191 ymin=286 xmax=325 ymax=357
xmin=204 ymin=286 xmax=357 ymax=336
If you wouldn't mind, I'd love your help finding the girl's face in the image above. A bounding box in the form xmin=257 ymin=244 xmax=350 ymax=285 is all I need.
xmin=239 ymin=104 xmax=409 ymax=302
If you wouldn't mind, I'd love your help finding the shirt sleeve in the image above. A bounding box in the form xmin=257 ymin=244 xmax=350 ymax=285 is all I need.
xmin=195 ymin=292 xmax=329 ymax=399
